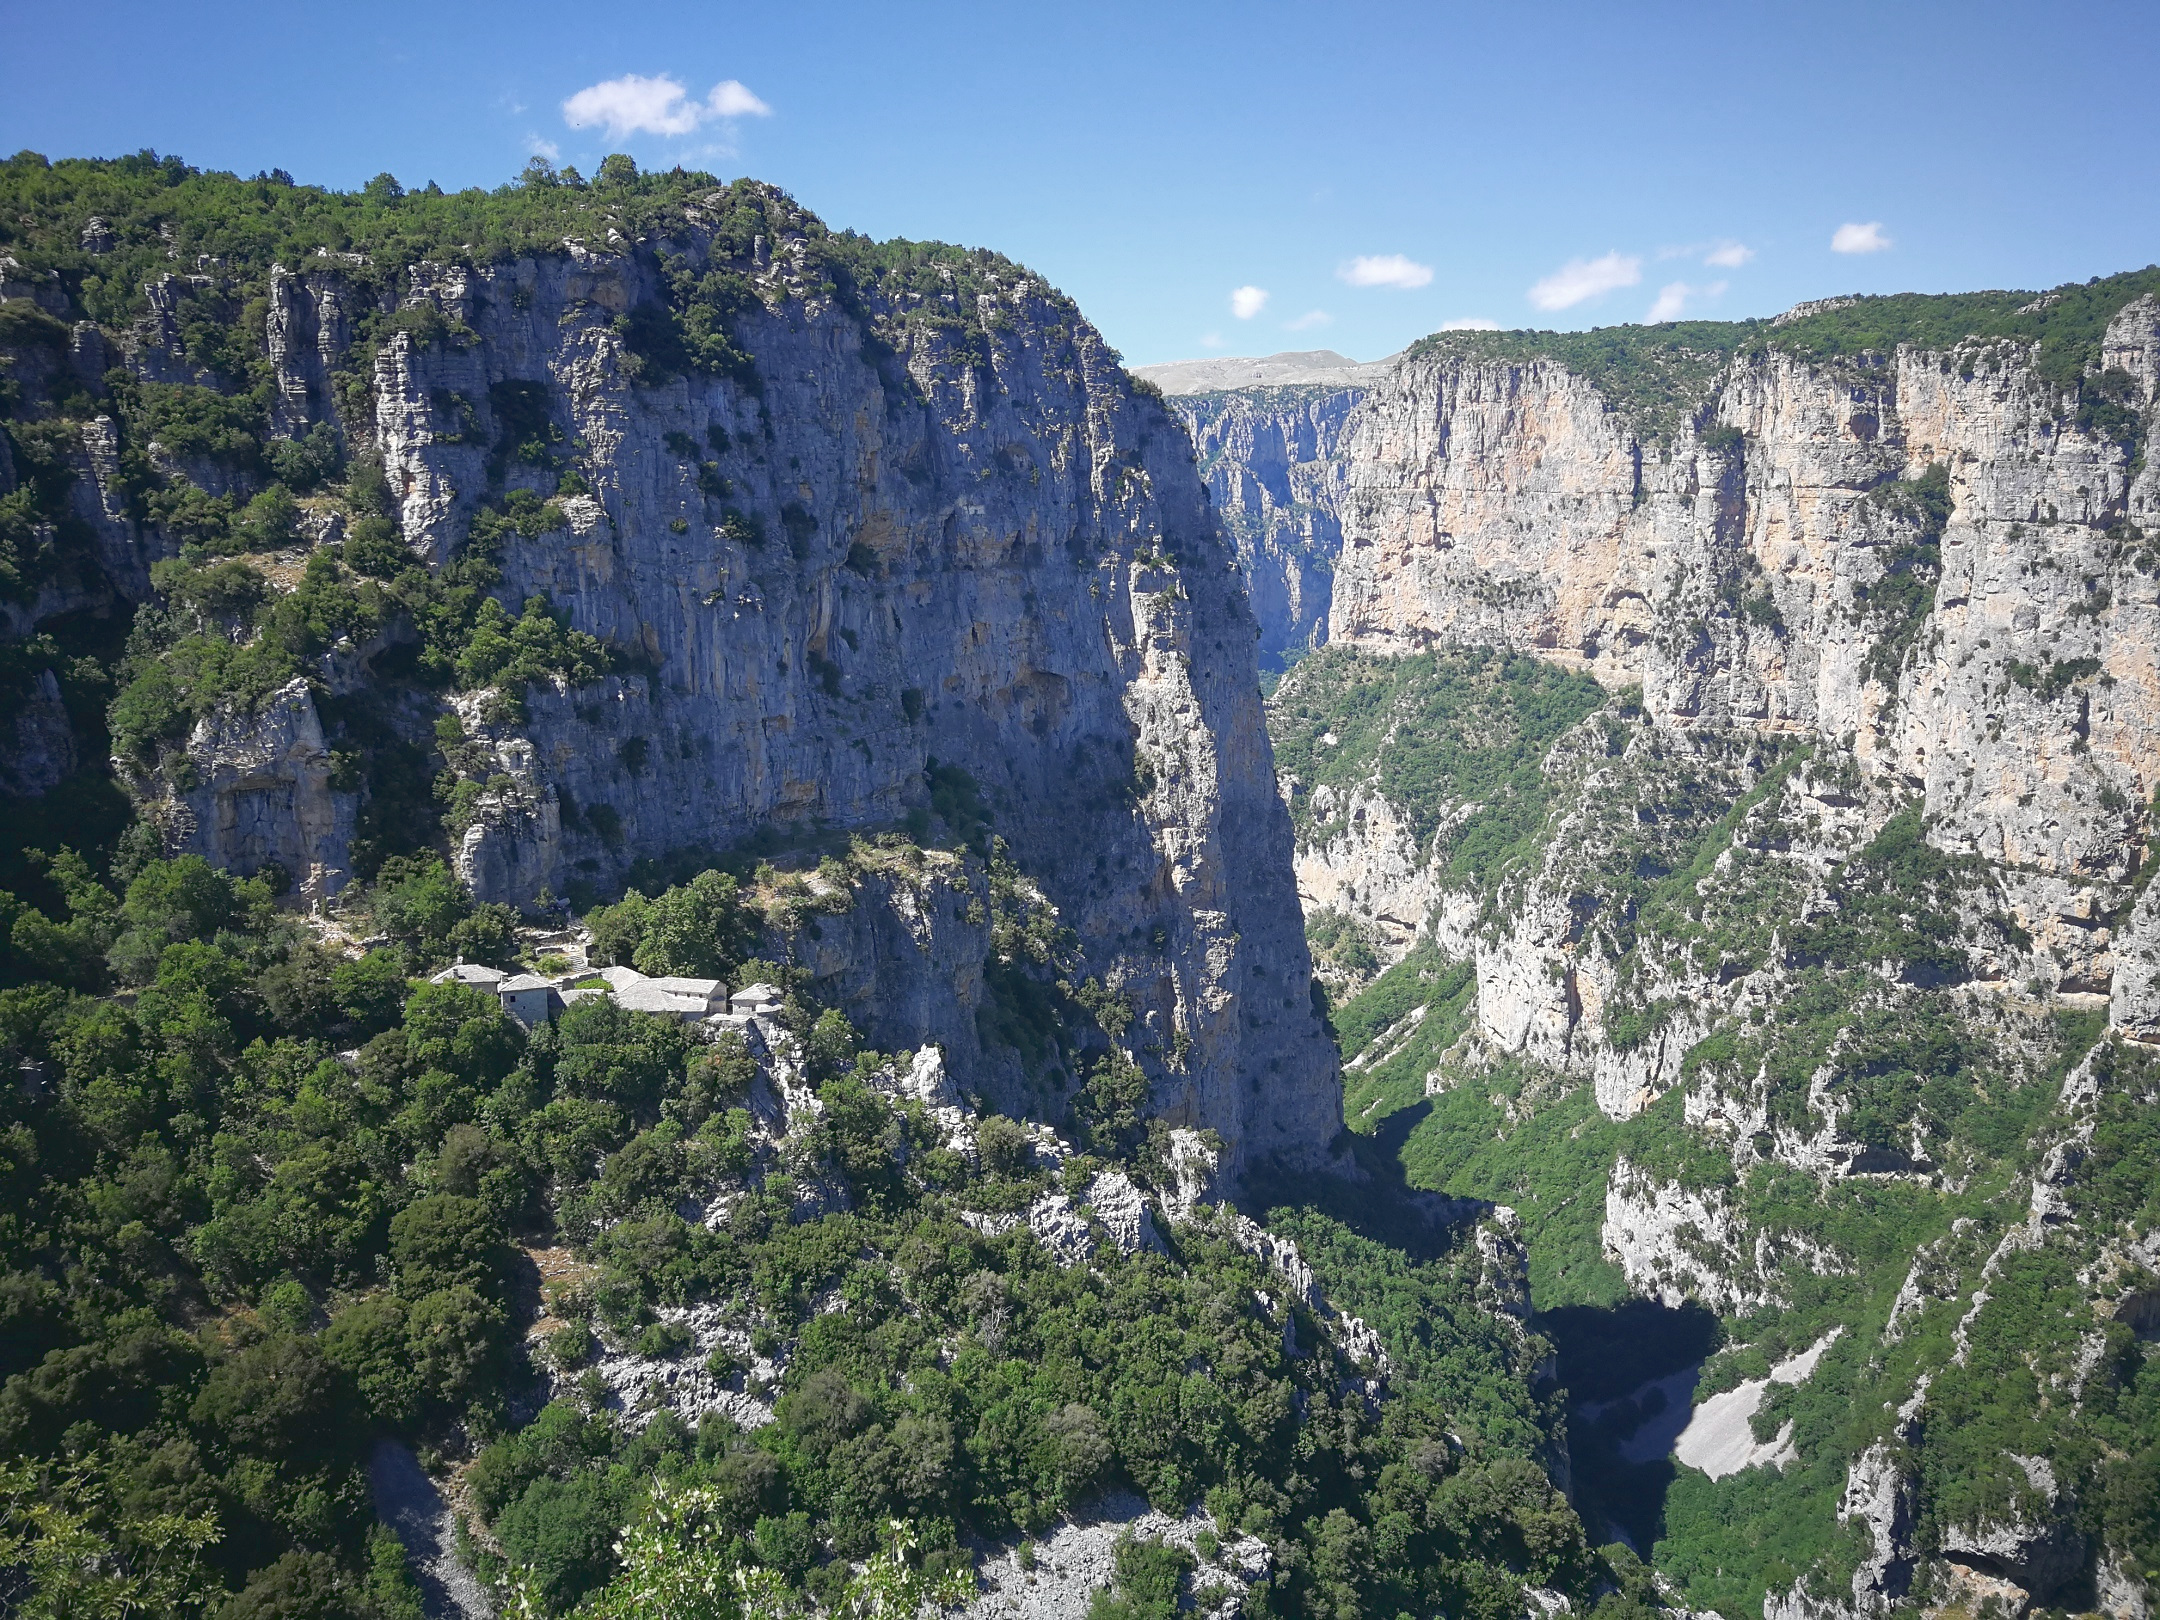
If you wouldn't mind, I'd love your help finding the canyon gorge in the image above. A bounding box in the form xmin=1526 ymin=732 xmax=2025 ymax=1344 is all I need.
xmin=2 ymin=145 xmax=2157 ymax=1620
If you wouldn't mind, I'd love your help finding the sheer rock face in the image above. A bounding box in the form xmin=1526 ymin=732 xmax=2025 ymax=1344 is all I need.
xmin=1295 ymin=299 xmax=2160 ymax=1046
xmin=1171 ymin=385 xmax=1366 ymax=668
xmin=0 ymin=668 xmax=76 ymax=796
xmin=140 ymin=678 xmax=354 ymax=906
xmin=213 ymin=218 xmax=1341 ymax=1177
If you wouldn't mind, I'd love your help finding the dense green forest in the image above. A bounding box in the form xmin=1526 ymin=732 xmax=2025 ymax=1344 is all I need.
xmin=0 ymin=819 xmax=1637 ymax=1617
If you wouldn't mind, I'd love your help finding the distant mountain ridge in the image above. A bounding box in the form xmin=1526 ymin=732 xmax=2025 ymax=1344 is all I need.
xmin=1134 ymin=347 xmax=1400 ymax=395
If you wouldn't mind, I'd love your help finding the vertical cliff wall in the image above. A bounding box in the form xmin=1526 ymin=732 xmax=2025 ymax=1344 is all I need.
xmin=1258 ymin=283 xmax=2160 ymax=1620
xmin=1168 ymin=384 xmax=1366 ymax=669
xmin=1295 ymin=292 xmax=2160 ymax=1049
xmin=0 ymin=183 xmax=1343 ymax=1179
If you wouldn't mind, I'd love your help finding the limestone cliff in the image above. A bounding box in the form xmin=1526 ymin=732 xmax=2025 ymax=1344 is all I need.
xmin=1288 ymin=288 xmax=2160 ymax=1056
xmin=0 ymin=184 xmax=1342 ymax=1180
xmin=1261 ymin=279 xmax=2160 ymax=1619
xmin=1172 ymin=384 xmax=1364 ymax=670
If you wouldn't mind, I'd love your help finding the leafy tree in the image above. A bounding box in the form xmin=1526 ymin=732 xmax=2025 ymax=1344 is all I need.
xmin=320 ymin=1295 xmax=418 ymax=1426
xmin=631 ymin=870 xmax=752 ymax=979
xmin=0 ymin=1454 xmax=223 ymax=1620
xmin=494 ymin=1473 xmax=622 ymax=1612
xmin=387 ymin=1194 xmax=508 ymax=1296
xmin=405 ymin=1285 xmax=508 ymax=1413
xmin=1088 ymin=1534 xmax=1194 ymax=1620
xmin=190 ymin=1334 xmax=340 ymax=1461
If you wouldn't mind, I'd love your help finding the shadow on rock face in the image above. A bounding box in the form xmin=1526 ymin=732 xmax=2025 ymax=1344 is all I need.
xmin=1539 ymin=1297 xmax=1722 ymax=1552
xmin=1238 ymin=1099 xmax=1486 ymax=1262
xmin=369 ymin=1439 xmax=494 ymax=1620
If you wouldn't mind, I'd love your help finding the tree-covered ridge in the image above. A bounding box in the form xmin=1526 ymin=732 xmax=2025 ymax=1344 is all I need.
xmin=0 ymin=150 xmax=1072 ymax=347
xmin=0 ymin=816 xmax=1644 ymax=1619
xmin=1398 ymin=265 xmax=2160 ymax=444
xmin=1402 ymin=322 xmax=1756 ymax=445
xmin=1763 ymin=266 xmax=2160 ymax=392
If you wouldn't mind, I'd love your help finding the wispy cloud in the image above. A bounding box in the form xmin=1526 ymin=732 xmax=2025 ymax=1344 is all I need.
xmin=1528 ymin=252 xmax=1642 ymax=311
xmin=1231 ymin=286 xmax=1269 ymax=320
xmin=1440 ymin=317 xmax=1500 ymax=331
xmin=1338 ymin=254 xmax=1434 ymax=290
xmin=1660 ymin=239 xmax=1757 ymax=270
xmin=1646 ymin=282 xmax=1690 ymax=322
xmin=1284 ymin=309 xmax=1333 ymax=331
xmin=1645 ymin=280 xmax=1726 ymax=322
xmin=561 ymin=74 xmax=772 ymax=141
xmin=525 ymin=134 xmax=562 ymax=162
xmin=1199 ymin=331 xmax=1224 ymax=350
xmin=1831 ymin=221 xmax=1891 ymax=254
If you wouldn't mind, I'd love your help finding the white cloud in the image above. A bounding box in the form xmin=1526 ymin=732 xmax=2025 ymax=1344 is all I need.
xmin=1832 ymin=221 xmax=1891 ymax=254
xmin=1284 ymin=309 xmax=1333 ymax=331
xmin=1440 ymin=317 xmax=1500 ymax=331
xmin=525 ymin=135 xmax=562 ymax=162
xmin=1647 ymin=281 xmax=1692 ymax=322
xmin=1704 ymin=240 xmax=1755 ymax=269
xmin=1646 ymin=280 xmax=1729 ymax=322
xmin=1527 ymin=251 xmax=1642 ymax=311
xmin=561 ymin=73 xmax=772 ymax=140
xmin=1338 ymin=254 xmax=1434 ymax=290
xmin=1231 ymin=285 xmax=1269 ymax=320
xmin=1199 ymin=332 xmax=1225 ymax=349
xmin=564 ymin=74 xmax=703 ymax=137
xmin=708 ymin=79 xmax=771 ymax=118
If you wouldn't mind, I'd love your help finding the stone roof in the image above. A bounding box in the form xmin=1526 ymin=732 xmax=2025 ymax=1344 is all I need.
xmin=616 ymin=982 xmax=712 ymax=1016
xmin=431 ymin=962 xmax=506 ymax=988
xmin=498 ymin=974 xmax=552 ymax=993
xmin=648 ymin=975 xmax=722 ymax=998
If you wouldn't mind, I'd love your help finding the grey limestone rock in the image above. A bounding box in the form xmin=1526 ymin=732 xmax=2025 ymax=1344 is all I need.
xmin=1170 ymin=384 xmax=1368 ymax=667
xmin=139 ymin=678 xmax=354 ymax=902
xmin=0 ymin=668 xmax=76 ymax=796
xmin=203 ymin=202 xmax=1339 ymax=1180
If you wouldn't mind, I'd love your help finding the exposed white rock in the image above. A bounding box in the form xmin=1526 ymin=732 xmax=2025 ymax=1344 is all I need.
xmin=1672 ymin=1329 xmax=1841 ymax=1480
xmin=1602 ymin=1159 xmax=1773 ymax=1314
xmin=963 ymin=1491 xmax=1271 ymax=1620
xmin=578 ymin=1300 xmax=778 ymax=1432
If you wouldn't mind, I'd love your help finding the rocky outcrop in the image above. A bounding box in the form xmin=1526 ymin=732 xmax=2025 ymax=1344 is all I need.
xmin=139 ymin=678 xmax=354 ymax=903
xmin=1291 ymin=779 xmax=1444 ymax=980
xmin=1938 ymin=1452 xmax=2088 ymax=1603
xmin=965 ymin=1491 xmax=1272 ymax=1620
xmin=219 ymin=197 xmax=1339 ymax=1179
xmin=0 ymin=668 xmax=76 ymax=796
xmin=1603 ymin=1159 xmax=1773 ymax=1315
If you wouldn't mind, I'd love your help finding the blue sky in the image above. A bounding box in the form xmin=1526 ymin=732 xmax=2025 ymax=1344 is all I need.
xmin=5 ymin=0 xmax=2157 ymax=366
